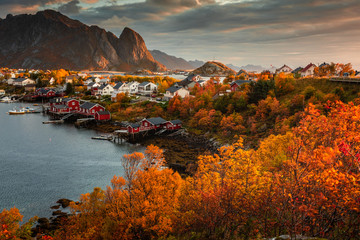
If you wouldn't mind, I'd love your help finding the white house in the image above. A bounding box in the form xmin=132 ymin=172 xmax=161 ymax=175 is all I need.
xmin=164 ymin=86 xmax=190 ymax=100
xmin=138 ymin=82 xmax=157 ymax=95
xmin=7 ymin=78 xmax=15 ymax=85
xmin=98 ymin=78 xmax=110 ymax=84
xmin=113 ymin=82 xmax=130 ymax=93
xmin=49 ymin=77 xmax=55 ymax=85
xmin=87 ymin=82 xmax=100 ymax=90
xmin=0 ymin=89 xmax=5 ymax=95
xmin=276 ymin=64 xmax=293 ymax=74
xmin=301 ymin=63 xmax=317 ymax=77
xmin=128 ymin=81 xmax=140 ymax=94
xmin=98 ymin=84 xmax=114 ymax=96
xmin=12 ymin=78 xmax=36 ymax=86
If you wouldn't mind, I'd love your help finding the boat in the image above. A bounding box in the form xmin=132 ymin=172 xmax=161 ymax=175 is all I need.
xmin=8 ymin=108 xmax=25 ymax=115
xmin=91 ymin=135 xmax=113 ymax=141
xmin=22 ymin=107 xmax=40 ymax=113
xmin=0 ymin=96 xmax=14 ymax=103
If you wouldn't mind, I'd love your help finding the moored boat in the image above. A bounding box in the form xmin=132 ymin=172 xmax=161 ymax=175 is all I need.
xmin=8 ymin=108 xmax=25 ymax=115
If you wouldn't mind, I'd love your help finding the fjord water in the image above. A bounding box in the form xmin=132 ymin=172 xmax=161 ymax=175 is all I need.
xmin=0 ymin=103 xmax=143 ymax=221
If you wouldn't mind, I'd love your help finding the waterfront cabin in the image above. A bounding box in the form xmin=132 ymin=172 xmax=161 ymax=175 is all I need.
xmin=36 ymin=88 xmax=56 ymax=98
xmin=49 ymin=98 xmax=79 ymax=113
xmin=230 ymin=80 xmax=251 ymax=92
xmin=165 ymin=119 xmax=182 ymax=130
xmin=95 ymin=111 xmax=111 ymax=121
xmin=51 ymin=104 xmax=71 ymax=113
xmin=126 ymin=123 xmax=141 ymax=134
xmin=80 ymin=102 xmax=105 ymax=116
xmin=140 ymin=117 xmax=167 ymax=131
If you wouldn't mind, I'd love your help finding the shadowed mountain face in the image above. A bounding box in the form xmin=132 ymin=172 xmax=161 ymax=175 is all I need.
xmin=0 ymin=10 xmax=166 ymax=72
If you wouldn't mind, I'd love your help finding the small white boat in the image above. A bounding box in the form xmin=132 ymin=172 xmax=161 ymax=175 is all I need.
xmin=0 ymin=96 xmax=14 ymax=103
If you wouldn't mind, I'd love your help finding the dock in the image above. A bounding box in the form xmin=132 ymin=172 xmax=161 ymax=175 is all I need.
xmin=43 ymin=120 xmax=64 ymax=124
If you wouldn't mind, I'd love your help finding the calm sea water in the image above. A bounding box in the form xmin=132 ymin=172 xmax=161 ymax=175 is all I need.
xmin=0 ymin=103 xmax=144 ymax=221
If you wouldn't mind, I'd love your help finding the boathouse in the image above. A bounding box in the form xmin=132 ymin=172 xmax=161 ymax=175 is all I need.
xmin=49 ymin=98 xmax=79 ymax=113
xmin=37 ymin=88 xmax=56 ymax=98
xmin=94 ymin=111 xmax=111 ymax=121
xmin=80 ymin=102 xmax=105 ymax=116
xmin=165 ymin=119 xmax=182 ymax=130
xmin=140 ymin=117 xmax=167 ymax=131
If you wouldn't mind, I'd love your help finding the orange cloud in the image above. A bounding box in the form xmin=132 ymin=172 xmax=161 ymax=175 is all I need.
xmin=80 ymin=0 xmax=99 ymax=3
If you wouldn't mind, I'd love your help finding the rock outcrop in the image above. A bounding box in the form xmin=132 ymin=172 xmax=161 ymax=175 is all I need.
xmin=0 ymin=10 xmax=166 ymax=72
xmin=191 ymin=61 xmax=236 ymax=76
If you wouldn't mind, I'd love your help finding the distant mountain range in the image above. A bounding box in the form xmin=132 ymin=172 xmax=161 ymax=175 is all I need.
xmin=149 ymin=50 xmax=194 ymax=70
xmin=150 ymin=50 xmax=269 ymax=73
xmin=0 ymin=10 xmax=165 ymax=71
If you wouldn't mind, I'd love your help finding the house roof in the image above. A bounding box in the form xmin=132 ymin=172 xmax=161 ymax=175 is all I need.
xmin=319 ymin=62 xmax=329 ymax=68
xmin=113 ymin=82 xmax=124 ymax=90
xmin=230 ymin=80 xmax=251 ymax=86
xmin=237 ymin=69 xmax=248 ymax=75
xmin=53 ymin=104 xmax=67 ymax=109
xmin=277 ymin=64 xmax=293 ymax=72
xmin=146 ymin=117 xmax=167 ymax=125
xmin=301 ymin=63 xmax=316 ymax=72
xmin=87 ymin=82 xmax=96 ymax=87
xmin=128 ymin=122 xmax=140 ymax=128
xmin=292 ymin=67 xmax=303 ymax=73
xmin=139 ymin=81 xmax=154 ymax=87
xmin=80 ymin=102 xmax=97 ymax=109
xmin=13 ymin=78 xmax=30 ymax=82
xmin=96 ymin=110 xmax=110 ymax=115
xmin=166 ymin=86 xmax=182 ymax=93
xmin=98 ymin=84 xmax=108 ymax=90
xmin=170 ymin=119 xmax=182 ymax=125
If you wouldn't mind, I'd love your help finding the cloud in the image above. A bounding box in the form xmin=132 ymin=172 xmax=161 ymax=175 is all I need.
xmin=58 ymin=0 xmax=81 ymax=14
xmin=100 ymin=15 xmax=134 ymax=30
xmin=80 ymin=0 xmax=99 ymax=3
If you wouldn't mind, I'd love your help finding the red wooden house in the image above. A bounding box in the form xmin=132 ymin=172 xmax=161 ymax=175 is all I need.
xmin=230 ymin=80 xmax=251 ymax=92
xmin=126 ymin=123 xmax=141 ymax=134
xmin=165 ymin=119 xmax=182 ymax=130
xmin=140 ymin=117 xmax=167 ymax=131
xmin=36 ymin=88 xmax=56 ymax=98
xmin=49 ymin=98 xmax=79 ymax=113
xmin=79 ymin=102 xmax=105 ymax=116
xmin=94 ymin=111 xmax=111 ymax=121
xmin=62 ymin=98 xmax=80 ymax=112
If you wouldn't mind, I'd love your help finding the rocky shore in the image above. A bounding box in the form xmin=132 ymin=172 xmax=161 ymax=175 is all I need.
xmin=85 ymin=121 xmax=221 ymax=175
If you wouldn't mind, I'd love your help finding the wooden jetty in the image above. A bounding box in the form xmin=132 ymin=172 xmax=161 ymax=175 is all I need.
xmin=43 ymin=120 xmax=64 ymax=124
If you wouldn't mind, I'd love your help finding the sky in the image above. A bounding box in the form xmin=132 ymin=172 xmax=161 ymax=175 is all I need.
xmin=1 ymin=0 xmax=360 ymax=69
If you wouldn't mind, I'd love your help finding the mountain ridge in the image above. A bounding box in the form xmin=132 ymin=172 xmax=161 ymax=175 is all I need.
xmin=0 ymin=10 xmax=166 ymax=72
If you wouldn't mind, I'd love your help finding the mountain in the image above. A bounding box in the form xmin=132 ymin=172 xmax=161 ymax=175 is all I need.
xmin=191 ymin=61 xmax=236 ymax=76
xmin=238 ymin=64 xmax=266 ymax=72
xmin=0 ymin=10 xmax=166 ymax=72
xmin=188 ymin=60 xmax=205 ymax=69
xmin=150 ymin=50 xmax=194 ymax=70
xmin=226 ymin=64 xmax=241 ymax=72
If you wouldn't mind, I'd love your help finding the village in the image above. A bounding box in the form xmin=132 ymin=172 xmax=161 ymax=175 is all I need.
xmin=0 ymin=61 xmax=359 ymax=144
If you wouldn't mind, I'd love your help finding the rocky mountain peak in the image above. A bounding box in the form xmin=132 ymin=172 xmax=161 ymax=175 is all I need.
xmin=0 ymin=11 xmax=165 ymax=72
